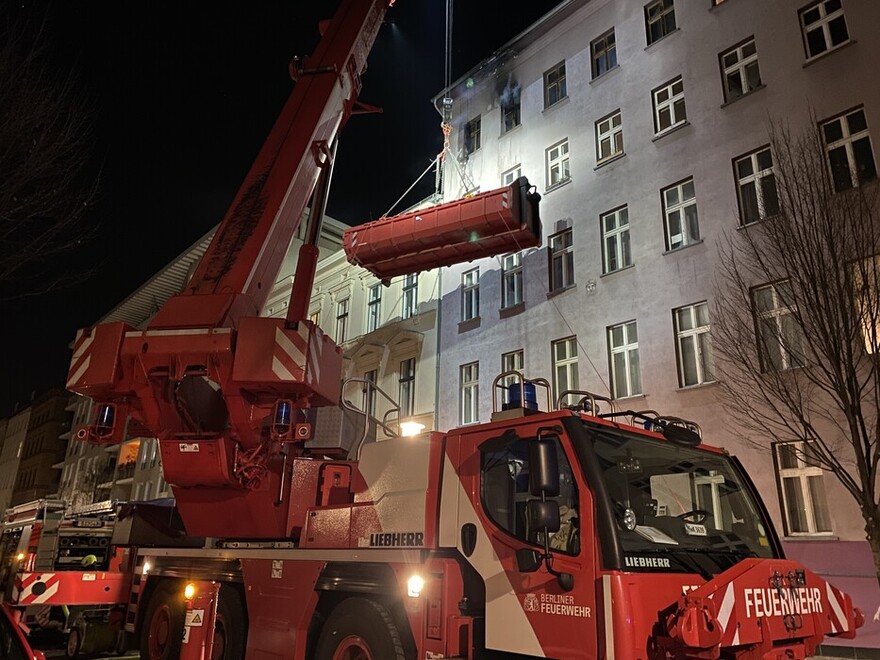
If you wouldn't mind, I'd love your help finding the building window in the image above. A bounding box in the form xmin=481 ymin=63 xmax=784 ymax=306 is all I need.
xmin=366 ymin=284 xmax=382 ymax=332
xmin=662 ymin=178 xmax=700 ymax=250
xmin=753 ymin=281 xmax=805 ymax=372
xmin=335 ymin=298 xmax=349 ymax=343
xmin=546 ymin=139 xmax=570 ymax=189
xmin=502 ymin=165 xmax=522 ymax=186
xmin=601 ymin=206 xmax=632 ymax=273
xmin=653 ymin=77 xmax=686 ymax=134
xmin=549 ymin=229 xmax=574 ymax=292
xmin=822 ymin=107 xmax=877 ymax=192
xmin=309 ymin=309 xmax=320 ymax=326
xmin=402 ymin=274 xmax=418 ymax=319
xmin=591 ymin=29 xmax=617 ymax=78
xmin=800 ymin=0 xmax=849 ymax=60
xmin=363 ymin=369 xmax=377 ymax=417
xmin=398 ymin=358 xmax=415 ymax=418
xmin=460 ymin=362 xmax=479 ymax=425
xmin=462 ymin=268 xmax=480 ymax=321
xmin=645 ymin=0 xmax=676 ymax=45
xmin=595 ymin=110 xmax=623 ymax=163
xmin=543 ymin=61 xmax=567 ymax=108
xmin=501 ymin=253 xmax=523 ymax=308
xmin=501 ymin=349 xmax=524 ymax=404
xmin=853 ymin=255 xmax=880 ymax=354
xmin=735 ymin=147 xmax=779 ymax=224
xmin=721 ymin=38 xmax=761 ymax=102
xmin=464 ymin=115 xmax=481 ymax=154
xmin=552 ymin=337 xmax=579 ymax=405
xmin=674 ymin=302 xmax=714 ymax=387
xmin=502 ymin=98 xmax=521 ymax=134
xmin=774 ymin=441 xmax=832 ymax=534
xmin=609 ymin=321 xmax=641 ymax=399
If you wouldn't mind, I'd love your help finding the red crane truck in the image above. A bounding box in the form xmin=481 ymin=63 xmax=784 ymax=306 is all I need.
xmin=7 ymin=0 xmax=864 ymax=657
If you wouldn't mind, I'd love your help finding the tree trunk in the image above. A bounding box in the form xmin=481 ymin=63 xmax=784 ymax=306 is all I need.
xmin=863 ymin=504 xmax=880 ymax=594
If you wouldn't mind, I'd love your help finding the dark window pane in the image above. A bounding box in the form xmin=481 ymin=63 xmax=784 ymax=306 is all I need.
xmin=853 ymin=137 xmax=877 ymax=183
xmin=737 ymin=158 xmax=754 ymax=179
xmin=823 ymin=119 xmax=843 ymax=143
xmin=828 ymin=146 xmax=852 ymax=191
xmin=761 ymin=174 xmax=780 ymax=216
xmin=825 ymin=0 xmax=841 ymax=12
xmin=746 ymin=62 xmax=761 ymax=91
xmin=829 ymin=16 xmax=849 ymax=46
xmin=806 ymin=27 xmax=827 ymax=57
xmin=740 ymin=181 xmax=759 ymax=223
xmin=727 ymin=72 xmax=743 ymax=99
xmin=757 ymin=149 xmax=773 ymax=170
xmin=847 ymin=110 xmax=867 ymax=134
xmin=803 ymin=7 xmax=821 ymax=25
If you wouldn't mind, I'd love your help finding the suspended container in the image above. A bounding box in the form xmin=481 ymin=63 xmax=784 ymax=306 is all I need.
xmin=343 ymin=176 xmax=541 ymax=281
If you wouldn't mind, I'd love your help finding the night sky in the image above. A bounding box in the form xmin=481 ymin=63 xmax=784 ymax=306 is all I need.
xmin=0 ymin=0 xmax=565 ymax=417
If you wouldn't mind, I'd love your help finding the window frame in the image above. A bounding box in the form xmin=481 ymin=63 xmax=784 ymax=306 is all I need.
xmin=652 ymin=76 xmax=687 ymax=134
xmin=546 ymin=139 xmax=571 ymax=189
xmin=501 ymin=252 xmax=523 ymax=308
xmin=549 ymin=228 xmax=575 ymax=292
xmin=595 ymin=109 xmax=624 ymax=164
xmin=502 ymin=98 xmax=521 ymax=134
xmin=464 ymin=115 xmax=482 ymax=154
xmin=402 ymin=274 xmax=418 ymax=319
xmin=752 ymin=281 xmax=805 ymax=372
xmin=398 ymin=357 xmax=416 ymax=418
xmin=661 ymin=177 xmax=700 ymax=251
xmin=734 ymin=146 xmax=779 ymax=225
xmin=460 ymin=362 xmax=480 ymax=425
xmin=552 ymin=336 xmax=579 ymax=406
xmin=501 ymin=349 xmax=525 ymax=405
xmin=502 ymin=165 xmax=522 ymax=186
xmin=335 ymin=297 xmax=349 ymax=344
xmin=461 ymin=268 xmax=480 ymax=321
xmin=645 ymin=0 xmax=676 ymax=46
xmin=773 ymin=441 xmax=833 ymax=536
xmin=366 ymin=283 xmax=382 ymax=332
xmin=608 ymin=321 xmax=641 ymax=399
xmin=601 ymin=205 xmax=632 ymax=274
xmin=799 ymin=0 xmax=850 ymax=61
xmin=720 ymin=37 xmax=761 ymax=102
xmin=821 ymin=107 xmax=877 ymax=192
xmin=591 ymin=29 xmax=617 ymax=79
xmin=543 ymin=61 xmax=567 ymax=108
xmin=674 ymin=302 xmax=715 ymax=387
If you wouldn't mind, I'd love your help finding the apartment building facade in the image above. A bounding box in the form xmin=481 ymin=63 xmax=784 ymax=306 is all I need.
xmin=434 ymin=0 xmax=879 ymax=650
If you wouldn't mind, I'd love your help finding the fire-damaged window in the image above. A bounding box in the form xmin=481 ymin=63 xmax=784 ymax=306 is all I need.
xmin=464 ymin=115 xmax=481 ymax=154
xmin=500 ymin=77 xmax=521 ymax=134
xmin=481 ymin=434 xmax=580 ymax=555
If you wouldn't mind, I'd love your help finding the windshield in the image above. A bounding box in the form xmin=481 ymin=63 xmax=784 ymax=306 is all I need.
xmin=583 ymin=422 xmax=776 ymax=574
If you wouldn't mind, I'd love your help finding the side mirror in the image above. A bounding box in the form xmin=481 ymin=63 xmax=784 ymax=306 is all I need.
xmin=527 ymin=500 xmax=560 ymax=534
xmin=529 ymin=438 xmax=560 ymax=497
xmin=516 ymin=547 xmax=542 ymax=573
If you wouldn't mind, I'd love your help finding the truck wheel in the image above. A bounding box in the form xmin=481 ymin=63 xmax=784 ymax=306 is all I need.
xmin=140 ymin=580 xmax=185 ymax=660
xmin=65 ymin=628 xmax=81 ymax=659
xmin=315 ymin=597 xmax=407 ymax=660
xmin=211 ymin=584 xmax=246 ymax=660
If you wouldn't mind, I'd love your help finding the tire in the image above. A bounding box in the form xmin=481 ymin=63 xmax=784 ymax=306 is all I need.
xmin=65 ymin=627 xmax=81 ymax=659
xmin=315 ymin=597 xmax=408 ymax=660
xmin=211 ymin=584 xmax=247 ymax=660
xmin=140 ymin=580 xmax=185 ymax=660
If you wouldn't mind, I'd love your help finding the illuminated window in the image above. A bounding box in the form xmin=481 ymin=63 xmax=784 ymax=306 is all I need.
xmin=309 ymin=309 xmax=320 ymax=326
xmin=366 ymin=284 xmax=382 ymax=332
xmin=608 ymin=321 xmax=641 ymax=398
xmin=460 ymin=362 xmax=479 ymax=425
xmin=543 ymin=61 xmax=567 ymax=108
xmin=753 ymin=281 xmax=805 ymax=372
xmin=546 ymin=139 xmax=570 ymax=189
xmin=595 ymin=110 xmax=623 ymax=163
xmin=335 ymin=298 xmax=349 ymax=343
xmin=735 ymin=147 xmax=779 ymax=225
xmin=799 ymin=0 xmax=849 ymax=60
xmin=674 ymin=302 xmax=714 ymax=387
xmin=501 ymin=253 xmax=523 ymax=308
xmin=553 ymin=337 xmax=579 ymax=406
xmin=645 ymin=0 xmax=676 ymax=45
xmin=402 ymin=274 xmax=418 ymax=319
xmin=591 ymin=29 xmax=617 ymax=78
xmin=465 ymin=115 xmax=481 ymax=154
xmin=549 ymin=229 xmax=574 ymax=291
xmin=720 ymin=38 xmax=761 ymax=102
xmin=462 ymin=268 xmax=480 ymax=321
xmin=652 ymin=77 xmax=686 ymax=134
xmin=822 ymin=107 xmax=877 ymax=192
xmin=774 ymin=441 xmax=832 ymax=535
xmin=852 ymin=255 xmax=880 ymax=354
xmin=601 ymin=206 xmax=631 ymax=273
xmin=662 ymin=178 xmax=700 ymax=250
xmin=398 ymin=358 xmax=415 ymax=418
